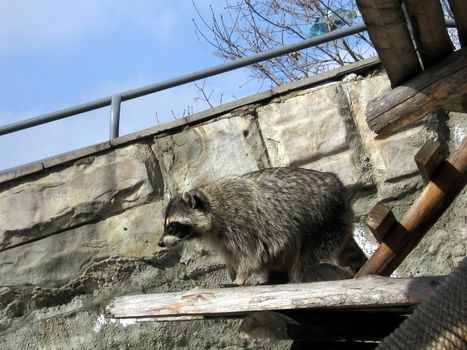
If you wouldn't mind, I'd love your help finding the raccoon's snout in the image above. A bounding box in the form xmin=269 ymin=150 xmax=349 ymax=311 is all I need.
xmin=158 ymin=234 xmax=183 ymax=248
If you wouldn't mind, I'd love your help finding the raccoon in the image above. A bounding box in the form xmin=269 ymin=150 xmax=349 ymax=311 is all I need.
xmin=159 ymin=167 xmax=366 ymax=285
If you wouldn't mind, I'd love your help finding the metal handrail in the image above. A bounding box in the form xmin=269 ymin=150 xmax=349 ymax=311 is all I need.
xmin=0 ymin=23 xmax=367 ymax=139
xmin=0 ymin=19 xmax=456 ymax=139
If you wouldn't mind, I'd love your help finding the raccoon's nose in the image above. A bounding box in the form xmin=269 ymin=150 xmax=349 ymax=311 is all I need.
xmin=158 ymin=238 xmax=166 ymax=248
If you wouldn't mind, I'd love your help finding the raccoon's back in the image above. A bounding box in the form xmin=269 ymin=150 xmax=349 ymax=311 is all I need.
xmin=205 ymin=167 xmax=349 ymax=236
xmin=244 ymin=167 xmax=347 ymax=212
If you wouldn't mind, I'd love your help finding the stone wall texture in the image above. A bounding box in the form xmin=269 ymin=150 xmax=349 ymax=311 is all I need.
xmin=0 ymin=63 xmax=465 ymax=349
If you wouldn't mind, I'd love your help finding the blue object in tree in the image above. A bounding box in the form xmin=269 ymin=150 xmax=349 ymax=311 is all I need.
xmin=309 ymin=17 xmax=329 ymax=37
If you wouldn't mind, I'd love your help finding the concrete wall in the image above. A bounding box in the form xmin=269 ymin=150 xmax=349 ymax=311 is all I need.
xmin=0 ymin=60 xmax=465 ymax=349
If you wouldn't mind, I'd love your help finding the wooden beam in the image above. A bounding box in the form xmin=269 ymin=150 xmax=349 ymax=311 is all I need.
xmin=356 ymin=0 xmax=421 ymax=87
xmin=414 ymin=140 xmax=445 ymax=183
xmin=356 ymin=137 xmax=467 ymax=277
xmin=450 ymin=0 xmax=467 ymax=46
xmin=364 ymin=202 xmax=397 ymax=243
xmin=106 ymin=275 xmax=444 ymax=320
xmin=366 ymin=47 xmax=467 ymax=136
xmin=404 ymin=0 xmax=454 ymax=67
xmin=444 ymin=93 xmax=467 ymax=113
xmin=240 ymin=310 xmax=406 ymax=341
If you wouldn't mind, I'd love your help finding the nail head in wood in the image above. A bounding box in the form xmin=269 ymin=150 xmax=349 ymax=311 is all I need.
xmin=414 ymin=140 xmax=444 ymax=183
xmin=364 ymin=202 xmax=397 ymax=243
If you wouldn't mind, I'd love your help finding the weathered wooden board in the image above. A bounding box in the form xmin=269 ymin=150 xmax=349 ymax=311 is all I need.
xmin=356 ymin=137 xmax=467 ymax=277
xmin=366 ymin=47 xmax=467 ymax=136
xmin=450 ymin=0 xmax=467 ymax=46
xmin=357 ymin=0 xmax=421 ymax=87
xmin=106 ymin=275 xmax=444 ymax=320
xmin=404 ymin=0 xmax=454 ymax=67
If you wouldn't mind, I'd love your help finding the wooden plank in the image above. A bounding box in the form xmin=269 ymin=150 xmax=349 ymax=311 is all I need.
xmin=404 ymin=0 xmax=454 ymax=67
xmin=357 ymin=0 xmax=422 ymax=87
xmin=240 ymin=310 xmax=406 ymax=341
xmin=106 ymin=275 xmax=444 ymax=319
xmin=444 ymin=94 xmax=467 ymax=113
xmin=450 ymin=0 xmax=467 ymax=46
xmin=364 ymin=202 xmax=397 ymax=243
xmin=366 ymin=47 xmax=467 ymax=136
xmin=414 ymin=140 xmax=445 ymax=183
xmin=356 ymin=137 xmax=467 ymax=277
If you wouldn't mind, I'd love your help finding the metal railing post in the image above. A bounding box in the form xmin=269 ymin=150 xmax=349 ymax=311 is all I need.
xmin=110 ymin=95 xmax=121 ymax=139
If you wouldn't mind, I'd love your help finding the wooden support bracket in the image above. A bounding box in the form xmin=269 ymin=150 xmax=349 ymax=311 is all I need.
xmin=364 ymin=202 xmax=397 ymax=243
xmin=356 ymin=137 xmax=467 ymax=277
xmin=414 ymin=140 xmax=445 ymax=183
xmin=366 ymin=47 xmax=467 ymax=136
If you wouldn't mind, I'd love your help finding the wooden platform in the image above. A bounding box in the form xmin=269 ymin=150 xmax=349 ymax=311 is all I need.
xmin=106 ymin=275 xmax=444 ymax=345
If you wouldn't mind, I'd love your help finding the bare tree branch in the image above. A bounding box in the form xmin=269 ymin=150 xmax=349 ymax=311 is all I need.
xmin=193 ymin=80 xmax=215 ymax=108
xmin=193 ymin=0 xmax=375 ymax=85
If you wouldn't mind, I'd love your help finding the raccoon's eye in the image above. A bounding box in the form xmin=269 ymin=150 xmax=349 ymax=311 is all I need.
xmin=167 ymin=222 xmax=179 ymax=234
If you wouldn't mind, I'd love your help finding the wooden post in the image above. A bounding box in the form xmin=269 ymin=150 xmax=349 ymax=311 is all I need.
xmin=356 ymin=0 xmax=421 ymax=87
xmin=364 ymin=202 xmax=398 ymax=243
xmin=356 ymin=137 xmax=467 ymax=277
xmin=414 ymin=140 xmax=445 ymax=183
xmin=404 ymin=0 xmax=454 ymax=68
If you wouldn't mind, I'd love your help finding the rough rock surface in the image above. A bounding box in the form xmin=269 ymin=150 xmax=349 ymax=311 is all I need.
xmin=153 ymin=115 xmax=267 ymax=193
xmin=0 ymin=144 xmax=162 ymax=250
xmin=0 ymin=201 xmax=166 ymax=288
xmin=257 ymin=83 xmax=349 ymax=167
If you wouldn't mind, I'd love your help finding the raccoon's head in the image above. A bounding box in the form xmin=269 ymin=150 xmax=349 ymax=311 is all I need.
xmin=159 ymin=190 xmax=211 ymax=248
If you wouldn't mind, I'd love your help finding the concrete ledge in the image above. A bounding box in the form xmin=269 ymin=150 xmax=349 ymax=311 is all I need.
xmin=0 ymin=142 xmax=113 ymax=187
xmin=42 ymin=141 xmax=112 ymax=169
xmin=0 ymin=161 xmax=44 ymax=184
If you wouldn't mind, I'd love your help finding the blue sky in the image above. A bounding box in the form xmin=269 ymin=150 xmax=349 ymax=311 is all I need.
xmin=0 ymin=1 xmax=265 ymax=171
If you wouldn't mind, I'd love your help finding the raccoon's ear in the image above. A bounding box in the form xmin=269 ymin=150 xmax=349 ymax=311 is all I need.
xmin=182 ymin=191 xmax=206 ymax=210
xmin=182 ymin=191 xmax=197 ymax=209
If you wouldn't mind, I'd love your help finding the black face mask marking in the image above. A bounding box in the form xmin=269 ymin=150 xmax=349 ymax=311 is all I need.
xmin=166 ymin=222 xmax=193 ymax=239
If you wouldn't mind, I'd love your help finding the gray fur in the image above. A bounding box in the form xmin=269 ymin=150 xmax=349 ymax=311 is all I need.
xmin=160 ymin=167 xmax=366 ymax=285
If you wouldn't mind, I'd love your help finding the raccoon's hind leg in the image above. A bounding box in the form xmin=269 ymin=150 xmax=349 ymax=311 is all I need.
xmin=232 ymin=260 xmax=254 ymax=285
xmin=288 ymin=254 xmax=309 ymax=283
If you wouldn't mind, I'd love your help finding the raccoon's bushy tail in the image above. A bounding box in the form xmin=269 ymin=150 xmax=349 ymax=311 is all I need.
xmin=334 ymin=236 xmax=368 ymax=274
